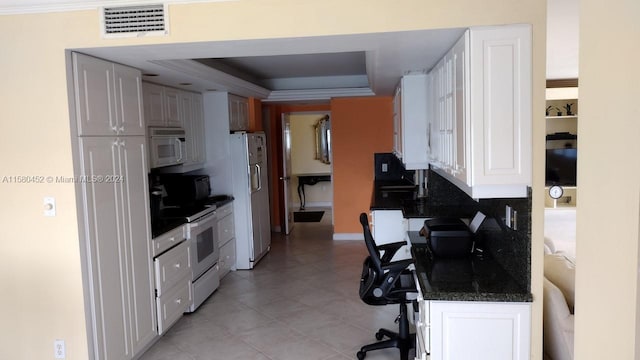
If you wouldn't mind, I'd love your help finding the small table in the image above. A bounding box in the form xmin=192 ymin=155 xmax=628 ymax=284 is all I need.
xmin=297 ymin=173 xmax=331 ymax=210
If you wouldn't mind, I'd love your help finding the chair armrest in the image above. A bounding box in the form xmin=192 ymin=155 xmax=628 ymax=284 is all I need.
xmin=378 ymin=241 xmax=407 ymax=262
xmin=377 ymin=259 xmax=415 ymax=297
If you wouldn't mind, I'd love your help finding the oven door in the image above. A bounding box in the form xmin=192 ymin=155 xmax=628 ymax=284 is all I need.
xmin=187 ymin=212 xmax=220 ymax=279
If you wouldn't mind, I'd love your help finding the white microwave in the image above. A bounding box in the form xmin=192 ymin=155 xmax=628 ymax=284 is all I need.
xmin=149 ymin=127 xmax=186 ymax=168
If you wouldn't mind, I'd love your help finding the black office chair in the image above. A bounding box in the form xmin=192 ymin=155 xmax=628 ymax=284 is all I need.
xmin=357 ymin=213 xmax=417 ymax=360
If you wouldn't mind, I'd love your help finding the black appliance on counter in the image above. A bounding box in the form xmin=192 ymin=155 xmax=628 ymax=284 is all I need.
xmin=422 ymin=218 xmax=473 ymax=258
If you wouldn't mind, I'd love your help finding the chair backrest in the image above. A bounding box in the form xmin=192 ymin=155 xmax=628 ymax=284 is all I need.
xmin=359 ymin=213 xmax=383 ymax=272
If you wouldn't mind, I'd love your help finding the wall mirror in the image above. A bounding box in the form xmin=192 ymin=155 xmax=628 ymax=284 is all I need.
xmin=314 ymin=115 xmax=331 ymax=164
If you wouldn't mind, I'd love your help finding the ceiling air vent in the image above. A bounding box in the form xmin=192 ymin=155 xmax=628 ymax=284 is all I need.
xmin=101 ymin=4 xmax=168 ymax=38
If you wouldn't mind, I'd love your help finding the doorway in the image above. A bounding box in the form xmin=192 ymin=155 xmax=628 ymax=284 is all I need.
xmin=283 ymin=112 xmax=334 ymax=233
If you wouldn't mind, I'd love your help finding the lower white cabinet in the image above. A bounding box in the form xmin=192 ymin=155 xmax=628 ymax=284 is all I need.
xmin=370 ymin=210 xmax=411 ymax=260
xmin=216 ymin=202 xmax=236 ymax=277
xmin=79 ymin=136 xmax=157 ymax=359
xmin=415 ymin=299 xmax=531 ymax=360
xmin=153 ymin=239 xmax=191 ymax=334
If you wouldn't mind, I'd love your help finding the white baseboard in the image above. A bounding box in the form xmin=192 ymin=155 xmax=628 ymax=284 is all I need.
xmin=333 ymin=233 xmax=363 ymax=241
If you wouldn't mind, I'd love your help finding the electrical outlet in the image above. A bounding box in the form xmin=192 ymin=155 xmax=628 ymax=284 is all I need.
xmin=381 ymin=163 xmax=388 ymax=173
xmin=54 ymin=339 xmax=65 ymax=359
xmin=504 ymin=205 xmax=517 ymax=230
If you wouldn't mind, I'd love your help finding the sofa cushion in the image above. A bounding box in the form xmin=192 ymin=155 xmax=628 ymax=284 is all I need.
xmin=544 ymin=253 xmax=576 ymax=313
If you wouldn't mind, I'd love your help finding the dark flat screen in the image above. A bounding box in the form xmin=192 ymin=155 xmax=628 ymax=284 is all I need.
xmin=545 ymin=148 xmax=577 ymax=186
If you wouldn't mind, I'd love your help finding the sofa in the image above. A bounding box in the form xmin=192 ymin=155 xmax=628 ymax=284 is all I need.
xmin=543 ymin=238 xmax=576 ymax=360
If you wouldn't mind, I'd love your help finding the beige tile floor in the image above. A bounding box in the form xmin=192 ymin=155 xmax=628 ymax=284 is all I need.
xmin=140 ymin=210 xmax=411 ymax=360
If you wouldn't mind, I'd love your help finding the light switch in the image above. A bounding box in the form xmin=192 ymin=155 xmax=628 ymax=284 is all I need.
xmin=382 ymin=163 xmax=388 ymax=173
xmin=44 ymin=196 xmax=56 ymax=217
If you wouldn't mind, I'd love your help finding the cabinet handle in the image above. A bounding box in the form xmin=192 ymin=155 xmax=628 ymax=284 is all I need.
xmin=174 ymin=263 xmax=181 ymax=269
xmin=119 ymin=126 xmax=124 ymax=132
xmin=168 ymin=236 xmax=175 ymax=242
xmin=175 ymin=298 xmax=182 ymax=304
xmin=111 ymin=126 xmax=118 ymax=132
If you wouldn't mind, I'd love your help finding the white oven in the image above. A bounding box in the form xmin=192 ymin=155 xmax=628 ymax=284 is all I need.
xmin=149 ymin=127 xmax=186 ymax=168
xmin=186 ymin=209 xmax=220 ymax=312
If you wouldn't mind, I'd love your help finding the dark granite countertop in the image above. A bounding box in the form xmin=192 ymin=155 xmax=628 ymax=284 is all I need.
xmin=408 ymin=231 xmax=532 ymax=302
xmin=370 ymin=180 xmax=474 ymax=218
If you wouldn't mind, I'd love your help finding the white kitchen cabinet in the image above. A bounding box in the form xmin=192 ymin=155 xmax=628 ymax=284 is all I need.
xmin=216 ymin=202 xmax=236 ymax=277
xmin=370 ymin=210 xmax=411 ymax=260
xmin=79 ymin=136 xmax=157 ymax=359
xmin=413 ymin=284 xmax=531 ymax=360
xmin=153 ymin=239 xmax=191 ymax=334
xmin=428 ymin=25 xmax=532 ymax=198
xmin=228 ymin=93 xmax=250 ymax=132
xmin=142 ymin=82 xmax=183 ymax=128
xmin=181 ymin=91 xmax=206 ymax=167
xmin=393 ymin=74 xmax=429 ymax=170
xmin=427 ymin=301 xmax=531 ymax=360
xmin=73 ymin=53 xmax=145 ymax=136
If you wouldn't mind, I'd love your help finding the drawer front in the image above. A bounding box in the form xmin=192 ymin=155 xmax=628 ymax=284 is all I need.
xmin=217 ymin=213 xmax=235 ymax=245
xmin=216 ymin=202 xmax=233 ymax=218
xmin=219 ymin=239 xmax=236 ymax=278
xmin=156 ymin=278 xmax=191 ymax=335
xmin=152 ymin=225 xmax=186 ymax=257
xmin=154 ymin=240 xmax=190 ymax=296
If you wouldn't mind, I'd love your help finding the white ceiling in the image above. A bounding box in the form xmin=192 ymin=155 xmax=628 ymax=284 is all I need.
xmin=77 ymin=28 xmax=466 ymax=102
xmin=3 ymin=0 xmax=579 ymax=101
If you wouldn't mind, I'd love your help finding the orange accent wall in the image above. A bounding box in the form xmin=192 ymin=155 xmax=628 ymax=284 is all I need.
xmin=331 ymin=97 xmax=393 ymax=233
xmin=248 ymin=97 xmax=263 ymax=131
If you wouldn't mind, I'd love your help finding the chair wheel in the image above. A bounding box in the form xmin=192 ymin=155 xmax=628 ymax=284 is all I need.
xmin=375 ymin=331 xmax=384 ymax=340
xmin=357 ymin=350 xmax=366 ymax=360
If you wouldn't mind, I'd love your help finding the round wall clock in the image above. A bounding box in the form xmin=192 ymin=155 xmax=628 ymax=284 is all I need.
xmin=549 ymin=185 xmax=564 ymax=199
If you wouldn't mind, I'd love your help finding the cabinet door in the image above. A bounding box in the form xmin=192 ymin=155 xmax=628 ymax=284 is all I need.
xmin=80 ymin=137 xmax=156 ymax=359
xmin=180 ymin=91 xmax=196 ymax=164
xmin=429 ymin=301 xmax=531 ymax=360
xmin=192 ymin=94 xmax=206 ymax=163
xmin=118 ymin=137 xmax=157 ymax=354
xmin=399 ymin=74 xmax=428 ymax=169
xmin=452 ymin=31 xmax=469 ymax=183
xmin=228 ymin=96 xmax=240 ymax=131
xmin=164 ymin=87 xmax=182 ymax=128
xmin=80 ymin=137 xmax=131 ymax=360
xmin=73 ymin=53 xmax=117 ymax=136
xmin=469 ymin=25 xmax=532 ymax=188
xmin=143 ymin=82 xmax=165 ymax=127
xmin=113 ymin=64 xmax=145 ymax=136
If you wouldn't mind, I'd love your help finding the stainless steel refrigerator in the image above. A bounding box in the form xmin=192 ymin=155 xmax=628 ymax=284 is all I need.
xmin=230 ymin=132 xmax=271 ymax=269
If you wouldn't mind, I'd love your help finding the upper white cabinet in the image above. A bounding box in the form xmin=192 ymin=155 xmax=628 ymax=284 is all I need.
xmin=393 ymin=74 xmax=429 ymax=170
xmin=228 ymin=94 xmax=249 ymax=132
xmin=73 ymin=53 xmax=145 ymax=136
xmin=180 ymin=91 xmax=206 ymax=166
xmin=142 ymin=82 xmax=183 ymax=128
xmin=428 ymin=25 xmax=532 ymax=198
xmin=143 ymin=83 xmax=206 ymax=169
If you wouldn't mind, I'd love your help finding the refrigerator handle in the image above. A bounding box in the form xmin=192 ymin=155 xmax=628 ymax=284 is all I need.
xmin=256 ymin=163 xmax=262 ymax=191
